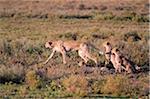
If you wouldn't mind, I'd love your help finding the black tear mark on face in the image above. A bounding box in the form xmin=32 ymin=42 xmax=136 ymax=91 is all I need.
xmin=106 ymin=42 xmax=110 ymax=45
xmin=116 ymin=49 xmax=119 ymax=52
xmin=48 ymin=41 xmax=52 ymax=46
xmin=112 ymin=53 xmax=115 ymax=55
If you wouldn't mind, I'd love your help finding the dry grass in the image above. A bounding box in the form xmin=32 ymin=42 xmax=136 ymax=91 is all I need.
xmin=0 ymin=0 xmax=149 ymax=98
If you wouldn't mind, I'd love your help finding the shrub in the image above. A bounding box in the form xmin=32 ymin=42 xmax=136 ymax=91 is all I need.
xmin=62 ymin=75 xmax=88 ymax=97
xmin=2 ymin=41 xmax=13 ymax=56
xmin=0 ymin=82 xmax=20 ymax=97
xmin=26 ymin=46 xmax=43 ymax=55
xmin=59 ymin=15 xmax=93 ymax=19
xmin=25 ymin=70 xmax=43 ymax=90
xmin=45 ymin=80 xmax=64 ymax=97
xmin=93 ymin=13 xmax=115 ymax=20
xmin=135 ymin=16 xmax=149 ymax=23
xmin=114 ymin=16 xmax=133 ymax=21
xmin=58 ymin=32 xmax=78 ymax=40
xmin=91 ymin=79 xmax=106 ymax=94
xmin=101 ymin=75 xmax=129 ymax=96
xmin=19 ymin=85 xmax=28 ymax=97
xmin=99 ymin=74 xmax=149 ymax=97
xmin=0 ymin=65 xmax=25 ymax=83
xmin=123 ymin=41 xmax=148 ymax=67
xmin=78 ymin=4 xmax=86 ymax=10
xmin=123 ymin=31 xmax=141 ymax=42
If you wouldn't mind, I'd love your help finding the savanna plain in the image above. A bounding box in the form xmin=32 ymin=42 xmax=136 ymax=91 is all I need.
xmin=0 ymin=0 xmax=149 ymax=98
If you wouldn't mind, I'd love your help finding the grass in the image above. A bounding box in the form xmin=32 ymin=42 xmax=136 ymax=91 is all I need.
xmin=0 ymin=0 xmax=149 ymax=98
xmin=0 ymin=74 xmax=149 ymax=98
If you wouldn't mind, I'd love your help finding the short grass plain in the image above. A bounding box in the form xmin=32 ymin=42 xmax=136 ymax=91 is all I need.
xmin=0 ymin=0 xmax=149 ymax=98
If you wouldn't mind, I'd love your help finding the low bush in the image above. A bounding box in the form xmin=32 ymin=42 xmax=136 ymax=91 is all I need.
xmin=93 ymin=13 xmax=114 ymax=21
xmin=59 ymin=15 xmax=93 ymax=19
xmin=91 ymin=79 xmax=106 ymax=94
xmin=45 ymin=80 xmax=64 ymax=97
xmin=135 ymin=16 xmax=149 ymax=23
xmin=62 ymin=74 xmax=88 ymax=97
xmin=58 ymin=32 xmax=78 ymax=40
xmin=123 ymin=31 xmax=141 ymax=42
xmin=26 ymin=46 xmax=43 ymax=55
xmin=98 ymin=74 xmax=149 ymax=97
xmin=101 ymin=75 xmax=129 ymax=96
xmin=25 ymin=70 xmax=44 ymax=90
xmin=0 ymin=65 xmax=25 ymax=83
